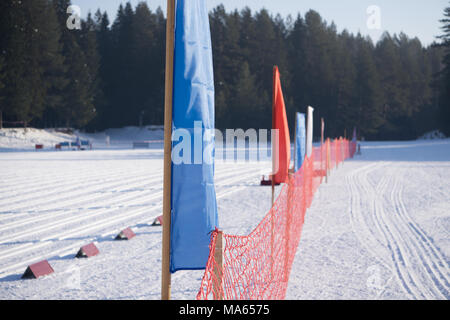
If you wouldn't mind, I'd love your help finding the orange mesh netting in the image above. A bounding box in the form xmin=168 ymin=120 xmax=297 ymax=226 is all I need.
xmin=197 ymin=139 xmax=357 ymax=300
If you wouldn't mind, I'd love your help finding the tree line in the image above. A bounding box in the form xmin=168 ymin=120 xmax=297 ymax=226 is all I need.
xmin=0 ymin=1 xmax=449 ymax=140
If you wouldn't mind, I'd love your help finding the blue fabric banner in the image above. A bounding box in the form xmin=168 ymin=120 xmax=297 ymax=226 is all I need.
xmin=170 ymin=0 xmax=218 ymax=273
xmin=295 ymin=112 xmax=306 ymax=172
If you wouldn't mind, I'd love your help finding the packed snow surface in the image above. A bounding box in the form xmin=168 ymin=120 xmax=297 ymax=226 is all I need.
xmin=0 ymin=128 xmax=448 ymax=299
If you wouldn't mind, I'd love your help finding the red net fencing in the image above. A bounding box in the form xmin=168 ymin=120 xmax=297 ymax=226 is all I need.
xmin=197 ymin=138 xmax=357 ymax=300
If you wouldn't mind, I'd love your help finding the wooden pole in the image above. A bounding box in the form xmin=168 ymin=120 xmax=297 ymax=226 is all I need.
xmin=270 ymin=66 xmax=276 ymax=282
xmin=320 ymin=117 xmax=324 ymax=181
xmin=161 ymin=0 xmax=175 ymax=301
xmin=0 ymin=110 xmax=3 ymax=129
xmin=271 ymin=66 xmax=277 ymax=207
xmin=284 ymin=178 xmax=293 ymax=283
xmin=271 ymin=179 xmax=275 ymax=205
xmin=325 ymin=138 xmax=329 ymax=183
xmin=212 ymin=231 xmax=223 ymax=300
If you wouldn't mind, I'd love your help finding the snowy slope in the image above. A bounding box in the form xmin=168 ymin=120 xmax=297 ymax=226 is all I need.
xmin=0 ymin=148 xmax=269 ymax=299
xmin=0 ymin=135 xmax=449 ymax=300
xmin=0 ymin=128 xmax=77 ymax=151
xmin=0 ymin=126 xmax=164 ymax=151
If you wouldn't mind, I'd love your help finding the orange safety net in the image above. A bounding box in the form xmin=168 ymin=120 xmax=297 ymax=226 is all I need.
xmin=197 ymin=138 xmax=357 ymax=300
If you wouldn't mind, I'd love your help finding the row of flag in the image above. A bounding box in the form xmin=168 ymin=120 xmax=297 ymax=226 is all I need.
xmin=161 ymin=0 xmax=357 ymax=299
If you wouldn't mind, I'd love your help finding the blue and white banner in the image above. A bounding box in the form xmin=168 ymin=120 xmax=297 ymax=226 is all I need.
xmin=295 ymin=112 xmax=306 ymax=172
xmin=170 ymin=0 xmax=218 ymax=273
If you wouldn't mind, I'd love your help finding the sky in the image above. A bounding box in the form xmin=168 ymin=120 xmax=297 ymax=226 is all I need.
xmin=74 ymin=0 xmax=448 ymax=46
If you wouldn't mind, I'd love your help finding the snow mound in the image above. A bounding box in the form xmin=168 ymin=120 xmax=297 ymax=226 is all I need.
xmin=0 ymin=128 xmax=77 ymax=151
xmin=418 ymin=130 xmax=447 ymax=140
xmin=0 ymin=126 xmax=164 ymax=151
xmin=102 ymin=125 xmax=164 ymax=142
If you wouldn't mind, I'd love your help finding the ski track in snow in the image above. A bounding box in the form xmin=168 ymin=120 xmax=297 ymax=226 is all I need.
xmin=347 ymin=161 xmax=449 ymax=300
xmin=0 ymin=154 xmax=266 ymax=279
xmin=0 ymin=138 xmax=449 ymax=299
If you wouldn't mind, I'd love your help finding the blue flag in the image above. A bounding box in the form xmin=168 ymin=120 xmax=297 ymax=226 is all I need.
xmin=170 ymin=0 xmax=218 ymax=273
xmin=295 ymin=112 xmax=306 ymax=172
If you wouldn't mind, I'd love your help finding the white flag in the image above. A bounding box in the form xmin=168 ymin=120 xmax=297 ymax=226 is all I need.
xmin=306 ymin=106 xmax=314 ymax=157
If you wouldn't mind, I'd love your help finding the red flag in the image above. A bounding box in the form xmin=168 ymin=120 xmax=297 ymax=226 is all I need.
xmin=272 ymin=66 xmax=291 ymax=184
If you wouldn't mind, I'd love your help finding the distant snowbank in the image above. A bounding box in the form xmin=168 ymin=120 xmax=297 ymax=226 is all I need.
xmin=0 ymin=128 xmax=76 ymax=151
xmin=0 ymin=126 xmax=164 ymax=151
xmin=1 ymin=126 xmax=448 ymax=152
xmin=418 ymin=130 xmax=447 ymax=140
xmin=101 ymin=125 xmax=164 ymax=142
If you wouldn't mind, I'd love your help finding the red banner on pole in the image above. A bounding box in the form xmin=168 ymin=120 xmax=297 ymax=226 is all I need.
xmin=272 ymin=66 xmax=291 ymax=184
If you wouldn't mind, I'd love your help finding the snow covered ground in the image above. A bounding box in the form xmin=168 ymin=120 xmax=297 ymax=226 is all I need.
xmin=287 ymin=140 xmax=450 ymax=300
xmin=0 ymin=128 xmax=448 ymax=299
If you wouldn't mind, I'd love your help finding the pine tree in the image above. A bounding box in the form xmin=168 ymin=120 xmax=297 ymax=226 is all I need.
xmin=54 ymin=0 xmax=97 ymax=127
xmin=397 ymin=34 xmax=432 ymax=138
xmin=0 ymin=1 xmax=33 ymax=124
xmin=131 ymin=2 xmax=159 ymax=126
xmin=231 ymin=62 xmax=265 ymax=129
xmin=334 ymin=30 xmax=357 ymax=137
xmin=0 ymin=1 xmax=9 ymax=121
xmin=108 ymin=2 xmax=135 ymax=127
xmin=354 ymin=35 xmax=384 ymax=139
xmin=374 ymin=33 xmax=402 ymax=137
xmin=38 ymin=0 xmax=67 ymax=128
xmin=154 ymin=7 xmax=166 ymax=124
xmin=1 ymin=2 xmax=442 ymax=137
xmin=210 ymin=6 xmax=245 ymax=129
xmin=93 ymin=10 xmax=113 ymax=129
xmin=293 ymin=10 xmax=337 ymax=137
xmin=0 ymin=55 xmax=5 ymax=120
xmin=412 ymin=44 xmax=443 ymax=136
xmin=0 ymin=0 xmax=65 ymax=126
xmin=79 ymin=13 xmax=104 ymax=129
xmin=210 ymin=5 xmax=230 ymax=129
xmin=437 ymin=4 xmax=450 ymax=136
xmin=287 ymin=14 xmax=307 ymax=118
xmin=248 ymin=9 xmax=277 ymax=103
xmin=272 ymin=14 xmax=292 ymax=130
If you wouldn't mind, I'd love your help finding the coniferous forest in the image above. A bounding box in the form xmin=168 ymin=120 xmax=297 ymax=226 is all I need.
xmin=0 ymin=1 xmax=449 ymax=140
